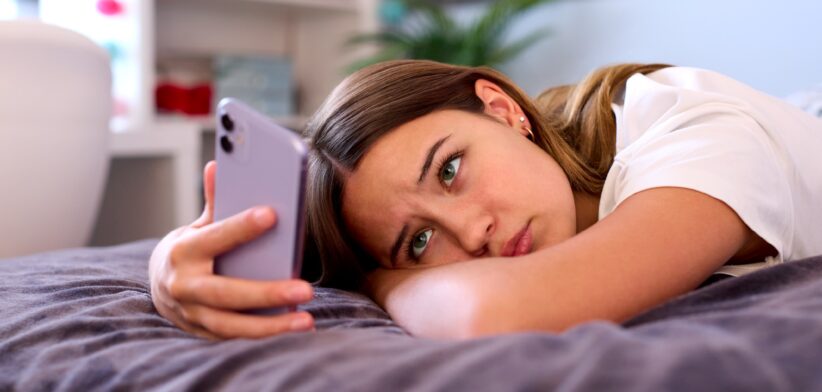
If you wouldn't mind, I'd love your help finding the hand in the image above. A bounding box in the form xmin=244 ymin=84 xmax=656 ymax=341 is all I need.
xmin=148 ymin=161 xmax=315 ymax=340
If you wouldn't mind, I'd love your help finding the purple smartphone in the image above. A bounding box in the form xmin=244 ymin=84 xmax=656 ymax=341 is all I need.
xmin=213 ymin=98 xmax=308 ymax=315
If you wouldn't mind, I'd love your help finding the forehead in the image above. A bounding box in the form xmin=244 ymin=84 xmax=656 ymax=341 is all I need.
xmin=341 ymin=111 xmax=455 ymax=259
xmin=347 ymin=110 xmax=464 ymax=197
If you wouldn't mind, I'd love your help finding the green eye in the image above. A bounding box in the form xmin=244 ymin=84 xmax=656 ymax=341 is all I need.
xmin=411 ymin=229 xmax=433 ymax=258
xmin=440 ymin=156 xmax=461 ymax=186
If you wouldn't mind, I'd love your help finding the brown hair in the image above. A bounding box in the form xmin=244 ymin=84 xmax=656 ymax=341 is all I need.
xmin=302 ymin=60 xmax=669 ymax=290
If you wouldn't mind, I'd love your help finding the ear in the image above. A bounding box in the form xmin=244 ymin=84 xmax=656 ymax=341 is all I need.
xmin=474 ymin=79 xmax=532 ymax=136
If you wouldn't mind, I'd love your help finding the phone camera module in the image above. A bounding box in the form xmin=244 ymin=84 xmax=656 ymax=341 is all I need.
xmin=220 ymin=135 xmax=234 ymax=153
xmin=221 ymin=114 xmax=235 ymax=132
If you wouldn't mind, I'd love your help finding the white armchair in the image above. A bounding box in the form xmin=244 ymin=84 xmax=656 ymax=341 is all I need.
xmin=0 ymin=20 xmax=111 ymax=258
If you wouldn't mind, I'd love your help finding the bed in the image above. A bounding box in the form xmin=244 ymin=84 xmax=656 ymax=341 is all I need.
xmin=2 ymin=239 xmax=822 ymax=391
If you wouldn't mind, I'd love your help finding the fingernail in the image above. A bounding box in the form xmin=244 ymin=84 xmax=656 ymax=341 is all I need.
xmin=287 ymin=284 xmax=311 ymax=302
xmin=253 ymin=208 xmax=274 ymax=227
xmin=290 ymin=314 xmax=313 ymax=331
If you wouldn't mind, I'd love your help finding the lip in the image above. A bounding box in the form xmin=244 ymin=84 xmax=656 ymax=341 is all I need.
xmin=500 ymin=221 xmax=533 ymax=257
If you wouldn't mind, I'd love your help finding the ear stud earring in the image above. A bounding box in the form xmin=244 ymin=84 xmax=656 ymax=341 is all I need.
xmin=519 ymin=116 xmax=535 ymax=141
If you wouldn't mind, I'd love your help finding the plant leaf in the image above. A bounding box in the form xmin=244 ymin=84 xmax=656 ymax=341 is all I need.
xmin=345 ymin=0 xmax=555 ymax=70
xmin=465 ymin=0 xmax=554 ymax=66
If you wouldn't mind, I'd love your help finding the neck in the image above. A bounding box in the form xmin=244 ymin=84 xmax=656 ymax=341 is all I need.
xmin=573 ymin=191 xmax=601 ymax=233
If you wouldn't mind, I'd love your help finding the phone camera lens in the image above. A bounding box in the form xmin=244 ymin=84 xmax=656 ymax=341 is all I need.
xmin=221 ymin=114 xmax=234 ymax=132
xmin=220 ymin=135 xmax=234 ymax=153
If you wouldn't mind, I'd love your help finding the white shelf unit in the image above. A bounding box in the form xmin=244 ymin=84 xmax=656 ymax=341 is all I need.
xmin=95 ymin=122 xmax=202 ymax=247
xmin=89 ymin=0 xmax=378 ymax=246
xmin=154 ymin=0 xmax=378 ymax=120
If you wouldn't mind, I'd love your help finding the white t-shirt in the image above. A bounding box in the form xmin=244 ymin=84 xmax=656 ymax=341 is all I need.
xmin=599 ymin=66 xmax=822 ymax=276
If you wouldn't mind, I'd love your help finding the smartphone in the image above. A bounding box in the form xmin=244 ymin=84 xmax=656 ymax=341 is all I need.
xmin=213 ymin=98 xmax=308 ymax=315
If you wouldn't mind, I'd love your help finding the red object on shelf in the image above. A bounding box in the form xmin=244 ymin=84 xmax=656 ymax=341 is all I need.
xmin=96 ymin=0 xmax=124 ymax=16
xmin=156 ymin=82 xmax=213 ymax=116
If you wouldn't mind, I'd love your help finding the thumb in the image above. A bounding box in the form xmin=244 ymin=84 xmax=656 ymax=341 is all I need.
xmin=192 ymin=160 xmax=217 ymax=228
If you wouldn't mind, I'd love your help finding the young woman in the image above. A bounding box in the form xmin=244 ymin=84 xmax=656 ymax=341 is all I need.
xmin=149 ymin=60 xmax=822 ymax=340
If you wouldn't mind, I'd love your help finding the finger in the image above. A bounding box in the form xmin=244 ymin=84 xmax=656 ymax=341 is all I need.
xmin=172 ymin=315 xmax=221 ymax=341
xmin=182 ymin=304 xmax=315 ymax=339
xmin=192 ymin=161 xmax=217 ymax=228
xmin=188 ymin=325 xmax=221 ymax=341
xmin=203 ymin=160 xmax=216 ymax=221
xmin=184 ymin=206 xmax=277 ymax=258
xmin=171 ymin=275 xmax=314 ymax=310
xmin=151 ymin=293 xmax=218 ymax=340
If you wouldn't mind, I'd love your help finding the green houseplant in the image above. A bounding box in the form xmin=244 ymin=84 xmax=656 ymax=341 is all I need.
xmin=348 ymin=0 xmax=554 ymax=70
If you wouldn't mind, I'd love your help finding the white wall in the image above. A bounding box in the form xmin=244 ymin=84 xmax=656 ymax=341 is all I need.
xmin=489 ymin=0 xmax=822 ymax=98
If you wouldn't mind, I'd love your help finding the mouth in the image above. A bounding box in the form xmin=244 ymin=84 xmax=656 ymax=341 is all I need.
xmin=500 ymin=221 xmax=533 ymax=257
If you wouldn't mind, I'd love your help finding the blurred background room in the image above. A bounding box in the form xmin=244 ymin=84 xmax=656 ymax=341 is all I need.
xmin=1 ymin=0 xmax=820 ymax=258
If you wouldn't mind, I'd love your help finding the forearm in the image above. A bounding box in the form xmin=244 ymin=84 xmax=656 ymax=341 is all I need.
xmin=369 ymin=253 xmax=599 ymax=338
xmin=370 ymin=187 xmax=748 ymax=339
xmin=371 ymin=247 xmax=695 ymax=339
xmin=430 ymin=251 xmax=645 ymax=336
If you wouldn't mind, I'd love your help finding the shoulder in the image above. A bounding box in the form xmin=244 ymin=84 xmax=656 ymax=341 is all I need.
xmin=625 ymin=66 xmax=759 ymax=108
xmin=606 ymin=65 xmax=822 ymax=265
xmin=622 ymin=66 xmax=754 ymax=119
xmin=639 ymin=66 xmax=745 ymax=91
xmin=625 ymin=66 xmax=764 ymax=106
xmin=603 ymin=67 xmax=797 ymax=263
xmin=613 ymin=66 xmax=762 ymax=153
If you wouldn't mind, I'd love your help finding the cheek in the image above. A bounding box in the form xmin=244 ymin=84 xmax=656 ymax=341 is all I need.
xmin=505 ymin=149 xmax=577 ymax=238
xmin=421 ymin=236 xmax=474 ymax=268
xmin=477 ymin=151 xmax=557 ymax=205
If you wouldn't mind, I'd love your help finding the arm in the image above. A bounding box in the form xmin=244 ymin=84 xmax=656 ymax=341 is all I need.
xmin=368 ymin=187 xmax=759 ymax=339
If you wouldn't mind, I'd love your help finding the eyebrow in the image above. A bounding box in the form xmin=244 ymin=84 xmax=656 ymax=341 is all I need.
xmin=390 ymin=134 xmax=452 ymax=266
xmin=417 ymin=135 xmax=451 ymax=184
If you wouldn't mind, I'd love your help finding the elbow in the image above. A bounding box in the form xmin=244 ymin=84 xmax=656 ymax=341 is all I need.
xmin=384 ymin=277 xmax=487 ymax=340
xmin=429 ymin=287 xmax=535 ymax=340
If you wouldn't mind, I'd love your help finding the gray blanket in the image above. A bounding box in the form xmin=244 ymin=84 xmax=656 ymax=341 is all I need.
xmin=2 ymin=239 xmax=822 ymax=391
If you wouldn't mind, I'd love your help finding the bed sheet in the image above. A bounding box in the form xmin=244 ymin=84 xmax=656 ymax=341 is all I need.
xmin=2 ymin=239 xmax=822 ymax=391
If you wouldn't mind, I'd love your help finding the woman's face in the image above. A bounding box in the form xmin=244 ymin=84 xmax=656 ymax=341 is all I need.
xmin=341 ymin=107 xmax=578 ymax=270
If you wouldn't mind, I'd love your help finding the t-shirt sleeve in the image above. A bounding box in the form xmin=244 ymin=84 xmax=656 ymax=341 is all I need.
xmin=609 ymin=104 xmax=795 ymax=262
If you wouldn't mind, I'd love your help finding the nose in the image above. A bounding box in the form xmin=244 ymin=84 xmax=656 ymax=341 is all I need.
xmin=439 ymin=204 xmax=494 ymax=257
